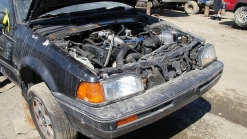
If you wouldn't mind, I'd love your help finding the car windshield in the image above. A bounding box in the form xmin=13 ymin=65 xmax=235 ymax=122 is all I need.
xmin=15 ymin=1 xmax=132 ymax=21
xmin=15 ymin=0 xmax=32 ymax=22
xmin=0 ymin=0 xmax=9 ymax=10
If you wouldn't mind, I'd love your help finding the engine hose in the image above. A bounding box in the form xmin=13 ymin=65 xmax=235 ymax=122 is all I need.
xmin=138 ymin=29 xmax=149 ymax=36
xmin=144 ymin=47 xmax=152 ymax=54
xmin=116 ymin=43 xmax=128 ymax=67
xmin=133 ymin=28 xmax=145 ymax=34
xmin=143 ymin=36 xmax=161 ymax=48
xmin=117 ymin=24 xmax=125 ymax=36
xmin=126 ymin=53 xmax=143 ymax=63
xmin=91 ymin=59 xmax=105 ymax=68
xmin=99 ymin=36 xmax=105 ymax=41
xmin=137 ymin=27 xmax=154 ymax=37
xmin=104 ymin=34 xmax=115 ymax=66
xmin=70 ymin=41 xmax=83 ymax=46
xmin=73 ymin=46 xmax=105 ymax=68
xmin=83 ymin=38 xmax=103 ymax=46
xmin=128 ymin=46 xmax=140 ymax=53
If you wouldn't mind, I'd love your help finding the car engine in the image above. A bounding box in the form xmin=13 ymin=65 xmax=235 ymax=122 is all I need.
xmin=37 ymin=21 xmax=205 ymax=89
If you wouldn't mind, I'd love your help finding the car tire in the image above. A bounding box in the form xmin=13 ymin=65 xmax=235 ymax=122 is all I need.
xmin=27 ymin=82 xmax=78 ymax=139
xmin=184 ymin=1 xmax=200 ymax=14
xmin=234 ymin=6 xmax=247 ymax=28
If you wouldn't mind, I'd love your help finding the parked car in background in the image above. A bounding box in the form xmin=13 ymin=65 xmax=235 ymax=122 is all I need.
xmin=0 ymin=0 xmax=223 ymax=138
xmin=184 ymin=0 xmax=214 ymax=14
xmin=224 ymin=0 xmax=247 ymax=28
xmin=136 ymin=0 xmax=214 ymax=14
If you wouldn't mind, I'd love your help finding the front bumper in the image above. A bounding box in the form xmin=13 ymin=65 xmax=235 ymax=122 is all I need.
xmin=53 ymin=60 xmax=223 ymax=139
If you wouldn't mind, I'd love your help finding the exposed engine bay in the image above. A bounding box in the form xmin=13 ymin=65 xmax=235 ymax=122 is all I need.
xmin=37 ymin=21 xmax=207 ymax=89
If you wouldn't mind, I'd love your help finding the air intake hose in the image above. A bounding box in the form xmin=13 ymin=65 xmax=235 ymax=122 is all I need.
xmin=126 ymin=53 xmax=143 ymax=63
xmin=116 ymin=44 xmax=128 ymax=67
xmin=83 ymin=38 xmax=103 ymax=46
xmin=142 ymin=36 xmax=161 ymax=54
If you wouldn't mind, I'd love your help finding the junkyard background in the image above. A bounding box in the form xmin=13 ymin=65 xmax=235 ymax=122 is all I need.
xmin=0 ymin=8 xmax=246 ymax=139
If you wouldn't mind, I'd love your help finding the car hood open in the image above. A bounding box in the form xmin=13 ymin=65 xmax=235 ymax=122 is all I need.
xmin=26 ymin=0 xmax=139 ymax=21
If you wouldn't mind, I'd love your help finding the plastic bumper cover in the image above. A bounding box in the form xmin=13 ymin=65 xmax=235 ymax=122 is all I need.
xmin=53 ymin=60 xmax=223 ymax=139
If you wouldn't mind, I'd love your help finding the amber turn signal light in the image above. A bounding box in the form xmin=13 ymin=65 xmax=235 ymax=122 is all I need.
xmin=76 ymin=82 xmax=105 ymax=103
xmin=117 ymin=115 xmax=138 ymax=127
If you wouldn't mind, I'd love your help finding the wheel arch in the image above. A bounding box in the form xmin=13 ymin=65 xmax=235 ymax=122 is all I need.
xmin=234 ymin=2 xmax=247 ymax=12
xmin=19 ymin=56 xmax=58 ymax=99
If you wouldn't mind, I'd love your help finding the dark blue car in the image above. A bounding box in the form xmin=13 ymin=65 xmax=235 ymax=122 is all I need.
xmin=0 ymin=0 xmax=223 ymax=138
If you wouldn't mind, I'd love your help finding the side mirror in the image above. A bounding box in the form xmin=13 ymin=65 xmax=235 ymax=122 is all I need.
xmin=0 ymin=11 xmax=4 ymax=24
xmin=0 ymin=11 xmax=4 ymax=34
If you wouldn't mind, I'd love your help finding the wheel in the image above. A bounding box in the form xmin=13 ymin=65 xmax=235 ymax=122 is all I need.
xmin=234 ymin=6 xmax=247 ymax=28
xmin=184 ymin=1 xmax=200 ymax=14
xmin=27 ymin=82 xmax=78 ymax=139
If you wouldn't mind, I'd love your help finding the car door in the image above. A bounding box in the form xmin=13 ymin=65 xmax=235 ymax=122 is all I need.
xmin=0 ymin=0 xmax=19 ymax=85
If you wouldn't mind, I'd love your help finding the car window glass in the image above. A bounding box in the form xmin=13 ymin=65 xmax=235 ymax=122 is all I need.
xmin=0 ymin=0 xmax=11 ymax=33
xmin=0 ymin=24 xmax=2 ymax=33
xmin=15 ymin=0 xmax=32 ymax=22
xmin=0 ymin=0 xmax=9 ymax=11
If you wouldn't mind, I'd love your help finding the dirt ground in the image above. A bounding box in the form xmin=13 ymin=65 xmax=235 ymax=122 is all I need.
xmin=0 ymin=9 xmax=246 ymax=139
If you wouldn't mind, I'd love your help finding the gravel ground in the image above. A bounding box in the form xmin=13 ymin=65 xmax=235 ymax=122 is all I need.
xmin=0 ymin=9 xmax=246 ymax=139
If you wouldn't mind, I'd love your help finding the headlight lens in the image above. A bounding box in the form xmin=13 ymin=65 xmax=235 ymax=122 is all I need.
xmin=197 ymin=44 xmax=217 ymax=68
xmin=101 ymin=74 xmax=144 ymax=101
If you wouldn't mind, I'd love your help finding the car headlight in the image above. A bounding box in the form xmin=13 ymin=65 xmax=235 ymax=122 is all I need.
xmin=101 ymin=73 xmax=144 ymax=102
xmin=197 ymin=44 xmax=217 ymax=68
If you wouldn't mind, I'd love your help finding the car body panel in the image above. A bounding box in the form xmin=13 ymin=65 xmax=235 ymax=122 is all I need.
xmin=0 ymin=8 xmax=99 ymax=98
xmin=0 ymin=0 xmax=224 ymax=138
xmin=225 ymin=0 xmax=247 ymax=11
xmin=14 ymin=24 xmax=99 ymax=96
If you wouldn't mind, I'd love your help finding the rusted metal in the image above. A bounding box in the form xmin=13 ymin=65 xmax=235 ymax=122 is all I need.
xmin=23 ymin=97 xmax=36 ymax=129
xmin=49 ymin=24 xmax=102 ymax=40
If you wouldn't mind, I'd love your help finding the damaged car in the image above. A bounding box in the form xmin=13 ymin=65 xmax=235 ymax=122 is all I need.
xmin=0 ymin=0 xmax=223 ymax=138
